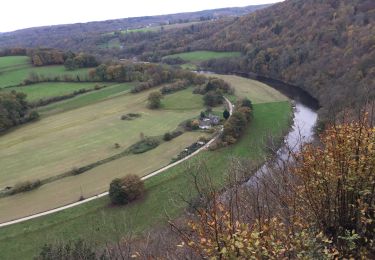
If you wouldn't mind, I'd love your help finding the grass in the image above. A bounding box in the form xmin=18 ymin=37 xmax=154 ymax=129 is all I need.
xmin=0 ymin=86 xmax=204 ymax=191
xmin=38 ymin=83 xmax=134 ymax=115
xmin=0 ymin=101 xmax=291 ymax=260
xmin=162 ymin=88 xmax=204 ymax=110
xmin=0 ymin=74 xmax=292 ymax=259
xmin=1 ymin=82 xmax=110 ymax=102
xmin=0 ymin=56 xmax=90 ymax=88
xmin=209 ymin=74 xmax=288 ymax=104
xmin=0 ymin=131 xmax=207 ymax=224
xmin=164 ymin=51 xmax=241 ymax=63
xmin=0 ymin=56 xmax=30 ymax=71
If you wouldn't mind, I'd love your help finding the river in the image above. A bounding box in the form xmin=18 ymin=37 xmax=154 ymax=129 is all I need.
xmin=199 ymin=71 xmax=320 ymax=184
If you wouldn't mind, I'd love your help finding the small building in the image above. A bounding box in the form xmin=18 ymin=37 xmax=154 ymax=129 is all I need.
xmin=199 ymin=114 xmax=220 ymax=129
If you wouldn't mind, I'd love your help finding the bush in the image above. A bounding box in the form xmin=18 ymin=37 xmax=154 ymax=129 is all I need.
xmin=109 ymin=175 xmax=145 ymax=205
xmin=148 ymin=91 xmax=163 ymax=109
xmin=121 ymin=113 xmax=141 ymax=120
xmin=129 ymin=137 xmax=160 ymax=154
xmin=163 ymin=132 xmax=173 ymax=141
xmin=37 ymin=239 xmax=97 ymax=260
xmin=10 ymin=179 xmax=41 ymax=195
xmin=163 ymin=130 xmax=183 ymax=141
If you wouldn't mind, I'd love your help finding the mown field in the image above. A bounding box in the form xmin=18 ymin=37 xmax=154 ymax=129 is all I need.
xmin=163 ymin=51 xmax=241 ymax=70
xmin=164 ymin=51 xmax=241 ymax=62
xmin=0 ymin=86 xmax=205 ymax=191
xmin=208 ymin=74 xmax=288 ymax=104
xmin=38 ymin=83 xmax=135 ymax=115
xmin=2 ymin=82 xmax=110 ymax=102
xmin=0 ymin=56 xmax=90 ymax=88
xmin=0 ymin=75 xmax=292 ymax=259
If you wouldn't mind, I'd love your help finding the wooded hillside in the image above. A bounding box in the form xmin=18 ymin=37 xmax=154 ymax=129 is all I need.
xmin=201 ymin=0 xmax=375 ymax=120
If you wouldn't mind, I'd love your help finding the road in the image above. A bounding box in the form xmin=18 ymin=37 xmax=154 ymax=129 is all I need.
xmin=0 ymin=97 xmax=233 ymax=228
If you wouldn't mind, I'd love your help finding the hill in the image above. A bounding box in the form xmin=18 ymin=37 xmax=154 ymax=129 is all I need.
xmin=200 ymin=0 xmax=375 ymax=121
xmin=0 ymin=4 xmax=270 ymax=53
xmin=109 ymin=0 xmax=373 ymax=122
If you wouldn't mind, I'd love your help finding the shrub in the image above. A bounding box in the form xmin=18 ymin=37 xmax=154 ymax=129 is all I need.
xmin=10 ymin=179 xmax=41 ymax=195
xmin=129 ymin=137 xmax=160 ymax=154
xmin=37 ymin=239 xmax=97 ymax=260
xmin=163 ymin=130 xmax=183 ymax=141
xmin=109 ymin=175 xmax=145 ymax=205
xmin=163 ymin=132 xmax=173 ymax=141
xmin=148 ymin=91 xmax=163 ymax=109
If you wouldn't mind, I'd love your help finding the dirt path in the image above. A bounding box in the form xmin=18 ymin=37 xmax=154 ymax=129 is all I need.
xmin=0 ymin=98 xmax=233 ymax=228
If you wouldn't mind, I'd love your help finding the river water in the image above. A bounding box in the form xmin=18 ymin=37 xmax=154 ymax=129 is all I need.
xmin=197 ymin=71 xmax=320 ymax=183
xmin=248 ymin=76 xmax=319 ymax=184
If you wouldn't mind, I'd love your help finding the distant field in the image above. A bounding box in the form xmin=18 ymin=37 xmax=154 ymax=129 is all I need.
xmin=0 ymin=56 xmax=30 ymax=71
xmin=164 ymin=51 xmax=241 ymax=62
xmin=101 ymin=22 xmax=203 ymax=49
xmin=0 ymin=56 xmax=90 ymax=88
xmin=2 ymin=82 xmax=110 ymax=102
xmin=109 ymin=21 xmax=203 ymax=35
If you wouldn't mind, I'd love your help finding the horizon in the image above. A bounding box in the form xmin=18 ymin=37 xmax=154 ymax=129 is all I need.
xmin=0 ymin=0 xmax=282 ymax=33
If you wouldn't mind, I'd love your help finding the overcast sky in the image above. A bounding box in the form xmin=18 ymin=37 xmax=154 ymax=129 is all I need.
xmin=0 ymin=0 xmax=282 ymax=32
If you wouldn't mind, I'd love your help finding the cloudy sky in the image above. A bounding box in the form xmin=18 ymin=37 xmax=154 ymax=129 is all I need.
xmin=0 ymin=0 xmax=282 ymax=32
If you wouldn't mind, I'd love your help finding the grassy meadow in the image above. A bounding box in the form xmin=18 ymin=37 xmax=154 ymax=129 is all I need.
xmin=0 ymin=56 xmax=90 ymax=88
xmin=2 ymin=82 xmax=110 ymax=102
xmin=0 ymin=86 xmax=204 ymax=191
xmin=38 ymin=83 xmax=135 ymax=115
xmin=0 ymin=75 xmax=292 ymax=259
xmin=164 ymin=51 xmax=241 ymax=62
xmin=161 ymin=88 xmax=204 ymax=110
xmin=163 ymin=51 xmax=241 ymax=71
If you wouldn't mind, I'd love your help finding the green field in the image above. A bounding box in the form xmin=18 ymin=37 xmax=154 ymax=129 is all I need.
xmin=2 ymin=82 xmax=110 ymax=102
xmin=164 ymin=51 xmax=241 ymax=62
xmin=0 ymin=86 xmax=204 ymax=191
xmin=209 ymin=74 xmax=288 ymax=104
xmin=162 ymin=88 xmax=204 ymax=110
xmin=38 ymin=83 xmax=134 ymax=115
xmin=0 ymin=56 xmax=90 ymax=88
xmin=0 ymin=101 xmax=291 ymax=259
xmin=0 ymin=56 xmax=30 ymax=71
xmin=0 ymin=75 xmax=292 ymax=259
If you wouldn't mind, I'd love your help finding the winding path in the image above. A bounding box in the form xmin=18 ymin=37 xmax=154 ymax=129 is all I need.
xmin=0 ymin=97 xmax=233 ymax=228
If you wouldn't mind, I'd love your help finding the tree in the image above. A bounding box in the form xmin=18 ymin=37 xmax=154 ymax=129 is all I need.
xmin=291 ymin=116 xmax=375 ymax=256
xmin=64 ymin=58 xmax=77 ymax=71
xmin=223 ymin=109 xmax=230 ymax=119
xmin=109 ymin=175 xmax=144 ymax=205
xmin=203 ymin=90 xmax=223 ymax=107
xmin=147 ymin=91 xmax=163 ymax=109
xmin=240 ymin=98 xmax=253 ymax=110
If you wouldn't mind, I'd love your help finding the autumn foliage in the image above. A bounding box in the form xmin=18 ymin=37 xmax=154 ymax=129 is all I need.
xmin=291 ymin=115 xmax=375 ymax=256
xmin=175 ymin=114 xmax=374 ymax=258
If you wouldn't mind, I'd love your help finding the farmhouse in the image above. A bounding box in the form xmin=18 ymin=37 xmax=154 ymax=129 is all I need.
xmin=199 ymin=114 xmax=220 ymax=129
